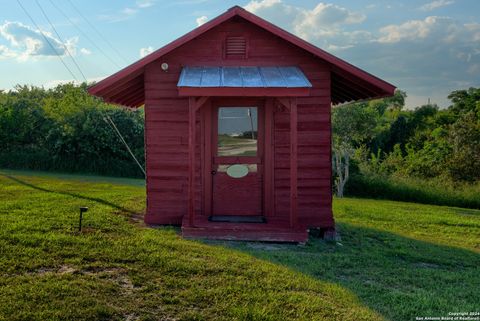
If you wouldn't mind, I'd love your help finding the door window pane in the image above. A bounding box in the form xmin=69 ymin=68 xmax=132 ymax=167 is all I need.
xmin=218 ymin=107 xmax=257 ymax=157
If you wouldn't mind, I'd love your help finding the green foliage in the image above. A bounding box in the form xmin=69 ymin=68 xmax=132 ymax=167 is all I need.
xmin=0 ymin=84 xmax=145 ymax=177
xmin=447 ymin=111 xmax=480 ymax=181
xmin=335 ymin=87 xmax=480 ymax=205
xmin=448 ymin=87 xmax=480 ymax=115
xmin=332 ymin=102 xmax=377 ymax=148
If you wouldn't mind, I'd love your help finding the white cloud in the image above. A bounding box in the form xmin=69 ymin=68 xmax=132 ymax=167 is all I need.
xmin=0 ymin=21 xmax=77 ymax=61
xmin=0 ymin=44 xmax=16 ymax=59
xmin=196 ymin=15 xmax=208 ymax=26
xmin=241 ymin=1 xmax=480 ymax=108
xmin=377 ymin=16 xmax=460 ymax=43
xmin=419 ymin=0 xmax=455 ymax=11
xmin=44 ymin=76 xmax=106 ymax=88
xmin=243 ymin=0 xmax=367 ymax=47
xmin=99 ymin=0 xmax=156 ymax=22
xmin=80 ymin=48 xmax=91 ymax=55
xmin=467 ymin=63 xmax=480 ymax=74
xmin=136 ymin=0 xmax=155 ymax=8
xmin=139 ymin=46 xmax=153 ymax=58
xmin=465 ymin=23 xmax=480 ymax=41
xmin=122 ymin=7 xmax=138 ymax=15
xmin=342 ymin=16 xmax=480 ymax=108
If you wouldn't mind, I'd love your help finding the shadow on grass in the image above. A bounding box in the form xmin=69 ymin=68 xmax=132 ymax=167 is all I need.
xmin=2 ymin=174 xmax=136 ymax=214
xmin=225 ymin=223 xmax=480 ymax=321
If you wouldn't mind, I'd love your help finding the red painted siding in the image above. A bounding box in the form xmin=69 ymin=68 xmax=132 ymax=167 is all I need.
xmin=144 ymin=17 xmax=333 ymax=228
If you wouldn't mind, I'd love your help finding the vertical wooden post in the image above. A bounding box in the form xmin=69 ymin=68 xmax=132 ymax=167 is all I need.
xmin=188 ymin=97 xmax=196 ymax=227
xmin=264 ymin=99 xmax=274 ymax=217
xmin=204 ymin=101 xmax=212 ymax=216
xmin=289 ymin=98 xmax=298 ymax=228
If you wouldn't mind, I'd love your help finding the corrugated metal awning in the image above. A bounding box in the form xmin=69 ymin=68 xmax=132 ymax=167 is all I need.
xmin=178 ymin=66 xmax=312 ymax=88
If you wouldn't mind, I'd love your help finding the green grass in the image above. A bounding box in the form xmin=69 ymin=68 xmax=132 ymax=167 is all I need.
xmin=0 ymin=170 xmax=479 ymax=320
xmin=346 ymin=174 xmax=480 ymax=209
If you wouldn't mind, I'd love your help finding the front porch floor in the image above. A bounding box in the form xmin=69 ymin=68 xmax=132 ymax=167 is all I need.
xmin=181 ymin=215 xmax=309 ymax=243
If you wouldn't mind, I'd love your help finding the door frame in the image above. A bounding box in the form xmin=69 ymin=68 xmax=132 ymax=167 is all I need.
xmin=202 ymin=97 xmax=274 ymax=218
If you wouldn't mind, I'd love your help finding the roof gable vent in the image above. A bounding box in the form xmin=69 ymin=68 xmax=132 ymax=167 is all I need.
xmin=224 ymin=36 xmax=247 ymax=59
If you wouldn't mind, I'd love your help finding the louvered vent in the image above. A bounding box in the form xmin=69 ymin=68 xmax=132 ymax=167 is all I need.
xmin=224 ymin=36 xmax=247 ymax=59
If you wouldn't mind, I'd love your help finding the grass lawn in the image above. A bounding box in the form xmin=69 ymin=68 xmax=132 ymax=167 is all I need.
xmin=0 ymin=170 xmax=479 ymax=321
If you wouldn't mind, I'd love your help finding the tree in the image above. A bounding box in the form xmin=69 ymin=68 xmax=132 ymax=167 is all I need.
xmin=448 ymin=87 xmax=480 ymax=115
xmin=332 ymin=103 xmax=376 ymax=197
xmin=447 ymin=111 xmax=480 ymax=181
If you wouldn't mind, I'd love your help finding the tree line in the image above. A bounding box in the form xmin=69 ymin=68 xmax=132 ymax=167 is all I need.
xmin=1 ymin=83 xmax=478 ymax=207
xmin=333 ymin=87 xmax=480 ymax=208
xmin=0 ymin=84 xmax=145 ymax=178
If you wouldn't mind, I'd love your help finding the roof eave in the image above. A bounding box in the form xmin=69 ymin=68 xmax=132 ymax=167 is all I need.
xmin=88 ymin=5 xmax=396 ymax=105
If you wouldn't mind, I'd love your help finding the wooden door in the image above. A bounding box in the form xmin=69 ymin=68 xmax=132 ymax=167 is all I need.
xmin=211 ymin=99 xmax=264 ymax=216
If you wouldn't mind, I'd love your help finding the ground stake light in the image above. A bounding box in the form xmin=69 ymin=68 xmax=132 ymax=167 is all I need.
xmin=79 ymin=207 xmax=89 ymax=232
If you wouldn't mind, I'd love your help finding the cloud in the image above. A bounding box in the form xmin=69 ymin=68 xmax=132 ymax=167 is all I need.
xmin=343 ymin=16 xmax=480 ymax=107
xmin=80 ymin=48 xmax=91 ymax=55
xmin=242 ymin=1 xmax=479 ymax=108
xmin=139 ymin=46 xmax=153 ymax=58
xmin=0 ymin=21 xmax=77 ymax=61
xmin=99 ymin=0 xmax=156 ymax=22
xmin=377 ymin=16 xmax=460 ymax=43
xmin=465 ymin=23 xmax=480 ymax=41
xmin=122 ymin=7 xmax=138 ymax=15
xmin=196 ymin=15 xmax=208 ymax=26
xmin=0 ymin=45 xmax=16 ymax=59
xmin=44 ymin=76 xmax=107 ymax=88
xmin=419 ymin=0 xmax=455 ymax=11
xmin=136 ymin=0 xmax=155 ymax=8
xmin=243 ymin=0 xmax=367 ymax=47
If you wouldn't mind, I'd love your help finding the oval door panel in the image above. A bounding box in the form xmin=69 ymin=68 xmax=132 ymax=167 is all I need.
xmin=226 ymin=164 xmax=249 ymax=178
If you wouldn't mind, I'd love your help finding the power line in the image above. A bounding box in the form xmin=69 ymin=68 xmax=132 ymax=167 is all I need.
xmin=16 ymin=0 xmax=78 ymax=81
xmin=104 ymin=113 xmax=146 ymax=176
xmin=35 ymin=0 xmax=87 ymax=82
xmin=47 ymin=0 xmax=121 ymax=69
xmin=18 ymin=0 xmax=145 ymax=176
xmin=66 ymin=0 xmax=129 ymax=65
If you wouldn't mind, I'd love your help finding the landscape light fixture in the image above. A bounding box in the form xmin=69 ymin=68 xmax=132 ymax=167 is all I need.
xmin=78 ymin=207 xmax=89 ymax=232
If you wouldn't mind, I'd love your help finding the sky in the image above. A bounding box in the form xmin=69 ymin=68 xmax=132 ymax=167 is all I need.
xmin=0 ymin=0 xmax=479 ymax=108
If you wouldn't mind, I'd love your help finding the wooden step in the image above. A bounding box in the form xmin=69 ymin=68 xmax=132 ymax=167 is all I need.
xmin=181 ymin=215 xmax=308 ymax=243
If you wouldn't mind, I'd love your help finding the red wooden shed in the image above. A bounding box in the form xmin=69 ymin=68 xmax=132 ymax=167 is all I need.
xmin=88 ymin=6 xmax=395 ymax=242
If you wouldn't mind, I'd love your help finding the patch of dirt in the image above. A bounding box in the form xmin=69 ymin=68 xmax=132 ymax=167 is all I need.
xmin=81 ymin=266 xmax=125 ymax=277
xmin=33 ymin=267 xmax=56 ymax=275
xmin=413 ymin=262 xmax=441 ymax=269
xmin=118 ymin=276 xmax=135 ymax=294
xmin=124 ymin=314 xmax=140 ymax=321
xmin=58 ymin=265 xmax=77 ymax=274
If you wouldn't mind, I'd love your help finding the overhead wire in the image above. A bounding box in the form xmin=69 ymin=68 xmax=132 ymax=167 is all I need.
xmin=104 ymin=114 xmax=146 ymax=176
xmin=16 ymin=0 xmax=78 ymax=81
xmin=16 ymin=0 xmax=146 ymax=176
xmin=66 ymin=0 xmax=129 ymax=65
xmin=46 ymin=0 xmax=121 ymax=69
xmin=35 ymin=0 xmax=87 ymax=81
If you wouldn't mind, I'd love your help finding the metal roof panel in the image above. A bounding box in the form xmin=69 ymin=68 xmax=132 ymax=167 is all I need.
xmin=240 ymin=67 xmax=264 ymax=87
xmin=222 ymin=67 xmax=243 ymax=86
xmin=178 ymin=66 xmax=312 ymax=88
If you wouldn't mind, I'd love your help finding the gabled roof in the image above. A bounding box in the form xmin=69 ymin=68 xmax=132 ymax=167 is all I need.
xmin=88 ymin=6 xmax=395 ymax=107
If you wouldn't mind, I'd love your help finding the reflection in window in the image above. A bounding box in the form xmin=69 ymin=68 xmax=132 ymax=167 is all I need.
xmin=218 ymin=107 xmax=257 ymax=157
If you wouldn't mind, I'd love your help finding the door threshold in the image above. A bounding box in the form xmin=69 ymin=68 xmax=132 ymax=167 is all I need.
xmin=208 ymin=215 xmax=267 ymax=223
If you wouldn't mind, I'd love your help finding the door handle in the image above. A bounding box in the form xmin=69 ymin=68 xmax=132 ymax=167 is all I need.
xmin=211 ymin=170 xmax=217 ymax=175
